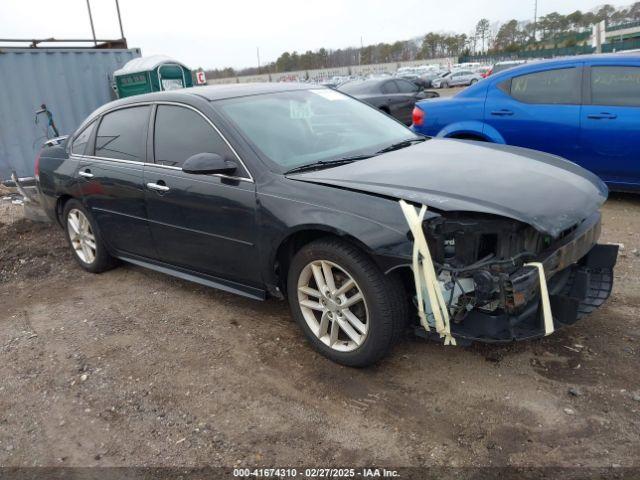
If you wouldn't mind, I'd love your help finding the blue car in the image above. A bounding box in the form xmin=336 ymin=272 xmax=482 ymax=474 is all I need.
xmin=411 ymin=54 xmax=640 ymax=191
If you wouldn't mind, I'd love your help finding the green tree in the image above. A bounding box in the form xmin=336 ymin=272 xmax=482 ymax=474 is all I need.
xmin=475 ymin=18 xmax=491 ymax=53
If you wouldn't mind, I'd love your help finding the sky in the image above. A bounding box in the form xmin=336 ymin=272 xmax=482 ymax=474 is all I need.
xmin=2 ymin=1 xmax=630 ymax=70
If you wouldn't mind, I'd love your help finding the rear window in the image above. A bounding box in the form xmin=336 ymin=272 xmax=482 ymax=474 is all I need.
xmin=509 ymin=68 xmax=581 ymax=105
xmin=95 ymin=106 xmax=150 ymax=162
xmin=591 ymin=66 xmax=640 ymax=107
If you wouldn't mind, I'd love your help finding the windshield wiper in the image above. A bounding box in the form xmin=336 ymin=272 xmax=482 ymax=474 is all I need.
xmin=284 ymin=154 xmax=373 ymax=175
xmin=376 ymin=137 xmax=426 ymax=154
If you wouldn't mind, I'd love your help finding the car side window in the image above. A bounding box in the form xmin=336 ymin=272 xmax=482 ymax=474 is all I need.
xmin=71 ymin=122 xmax=96 ymax=156
xmin=381 ymin=81 xmax=399 ymax=94
xmin=95 ymin=106 xmax=150 ymax=162
xmin=395 ymin=80 xmax=418 ymax=93
xmin=509 ymin=67 xmax=581 ymax=105
xmin=153 ymin=105 xmax=235 ymax=169
xmin=590 ymin=66 xmax=640 ymax=107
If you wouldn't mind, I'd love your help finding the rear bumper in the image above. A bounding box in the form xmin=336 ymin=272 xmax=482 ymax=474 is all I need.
xmin=443 ymin=243 xmax=618 ymax=343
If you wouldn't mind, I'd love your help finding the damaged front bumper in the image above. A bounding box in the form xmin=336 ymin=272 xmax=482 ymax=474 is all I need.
xmin=448 ymin=243 xmax=618 ymax=342
xmin=417 ymin=212 xmax=619 ymax=343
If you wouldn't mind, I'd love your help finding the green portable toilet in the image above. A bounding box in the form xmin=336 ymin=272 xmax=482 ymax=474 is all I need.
xmin=113 ymin=55 xmax=193 ymax=98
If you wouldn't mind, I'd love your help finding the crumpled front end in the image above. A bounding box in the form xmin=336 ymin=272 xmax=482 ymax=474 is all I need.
xmin=413 ymin=210 xmax=618 ymax=343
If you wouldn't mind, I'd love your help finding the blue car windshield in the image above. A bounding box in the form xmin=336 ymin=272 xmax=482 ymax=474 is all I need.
xmin=216 ymin=89 xmax=418 ymax=171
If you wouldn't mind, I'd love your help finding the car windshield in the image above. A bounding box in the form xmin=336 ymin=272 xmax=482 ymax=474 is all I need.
xmin=216 ymin=89 xmax=417 ymax=171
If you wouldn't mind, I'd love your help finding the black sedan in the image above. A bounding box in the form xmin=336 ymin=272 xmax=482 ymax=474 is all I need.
xmin=37 ymin=83 xmax=617 ymax=367
xmin=339 ymin=78 xmax=439 ymax=125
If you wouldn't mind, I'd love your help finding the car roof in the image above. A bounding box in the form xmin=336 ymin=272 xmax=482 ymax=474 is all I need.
xmin=490 ymin=53 xmax=640 ymax=80
xmin=109 ymin=82 xmax=316 ymax=107
xmin=75 ymin=83 xmax=321 ymax=133
xmin=339 ymin=78 xmax=387 ymax=92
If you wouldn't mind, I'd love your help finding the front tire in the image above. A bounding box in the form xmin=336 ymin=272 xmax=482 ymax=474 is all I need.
xmin=287 ymin=238 xmax=406 ymax=367
xmin=63 ymin=199 xmax=117 ymax=273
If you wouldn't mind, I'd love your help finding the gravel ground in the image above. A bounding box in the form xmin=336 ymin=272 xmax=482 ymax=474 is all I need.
xmin=0 ymin=194 xmax=639 ymax=470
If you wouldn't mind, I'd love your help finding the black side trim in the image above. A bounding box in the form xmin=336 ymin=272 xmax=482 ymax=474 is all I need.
xmin=116 ymin=254 xmax=266 ymax=301
xmin=92 ymin=207 xmax=253 ymax=246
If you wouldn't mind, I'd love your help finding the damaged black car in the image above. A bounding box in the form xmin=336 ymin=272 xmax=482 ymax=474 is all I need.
xmin=36 ymin=83 xmax=618 ymax=367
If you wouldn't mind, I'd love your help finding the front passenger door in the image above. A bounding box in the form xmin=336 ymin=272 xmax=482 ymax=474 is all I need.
xmin=144 ymin=104 xmax=261 ymax=289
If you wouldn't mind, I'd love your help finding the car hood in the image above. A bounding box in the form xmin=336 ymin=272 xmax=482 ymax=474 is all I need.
xmin=287 ymin=139 xmax=608 ymax=237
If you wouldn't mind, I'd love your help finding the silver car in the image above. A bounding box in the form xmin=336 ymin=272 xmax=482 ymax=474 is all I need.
xmin=432 ymin=70 xmax=482 ymax=88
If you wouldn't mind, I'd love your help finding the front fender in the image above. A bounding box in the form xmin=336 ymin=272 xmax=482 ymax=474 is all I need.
xmin=438 ymin=121 xmax=505 ymax=144
xmin=257 ymin=186 xmax=418 ymax=291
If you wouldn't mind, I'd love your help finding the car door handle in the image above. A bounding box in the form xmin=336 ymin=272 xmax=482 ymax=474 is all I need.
xmin=78 ymin=169 xmax=94 ymax=179
xmin=146 ymin=182 xmax=170 ymax=192
xmin=491 ymin=109 xmax=514 ymax=116
xmin=587 ymin=113 xmax=617 ymax=120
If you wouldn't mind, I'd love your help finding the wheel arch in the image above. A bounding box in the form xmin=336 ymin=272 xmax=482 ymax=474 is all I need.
xmin=437 ymin=121 xmax=505 ymax=144
xmin=55 ymin=194 xmax=75 ymax=226
xmin=271 ymin=225 xmax=382 ymax=296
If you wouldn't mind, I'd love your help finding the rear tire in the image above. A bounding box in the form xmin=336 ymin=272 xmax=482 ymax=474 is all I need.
xmin=62 ymin=199 xmax=117 ymax=274
xmin=470 ymin=78 xmax=478 ymax=85
xmin=287 ymin=238 xmax=406 ymax=367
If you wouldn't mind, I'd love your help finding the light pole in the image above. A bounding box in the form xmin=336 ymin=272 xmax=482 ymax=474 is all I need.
xmin=257 ymin=47 xmax=261 ymax=73
xmin=533 ymin=0 xmax=538 ymax=41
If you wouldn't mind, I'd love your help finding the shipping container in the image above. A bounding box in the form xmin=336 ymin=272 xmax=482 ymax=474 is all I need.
xmin=0 ymin=47 xmax=141 ymax=180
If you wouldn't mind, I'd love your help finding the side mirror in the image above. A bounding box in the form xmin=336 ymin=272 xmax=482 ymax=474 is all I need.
xmin=182 ymin=153 xmax=237 ymax=175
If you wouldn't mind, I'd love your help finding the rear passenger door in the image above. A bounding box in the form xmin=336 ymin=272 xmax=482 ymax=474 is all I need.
xmin=483 ymin=65 xmax=582 ymax=162
xmin=580 ymin=64 xmax=640 ymax=188
xmin=77 ymin=105 xmax=156 ymax=258
xmin=144 ymin=103 xmax=261 ymax=291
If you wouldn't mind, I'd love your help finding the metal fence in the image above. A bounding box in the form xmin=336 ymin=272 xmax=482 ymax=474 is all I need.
xmin=0 ymin=47 xmax=141 ymax=180
xmin=459 ymin=38 xmax=640 ymax=65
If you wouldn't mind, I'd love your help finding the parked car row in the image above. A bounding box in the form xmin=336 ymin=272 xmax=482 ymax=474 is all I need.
xmin=37 ymin=78 xmax=618 ymax=366
xmin=411 ymin=54 xmax=640 ymax=191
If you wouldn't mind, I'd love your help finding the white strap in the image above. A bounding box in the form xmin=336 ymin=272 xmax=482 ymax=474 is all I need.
xmin=524 ymin=262 xmax=554 ymax=336
xmin=399 ymin=200 xmax=456 ymax=346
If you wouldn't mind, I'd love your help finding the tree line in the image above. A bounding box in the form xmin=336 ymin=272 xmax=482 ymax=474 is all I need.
xmin=205 ymin=3 xmax=640 ymax=79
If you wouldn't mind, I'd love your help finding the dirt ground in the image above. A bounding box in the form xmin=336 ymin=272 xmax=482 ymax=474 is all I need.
xmin=0 ymin=194 xmax=638 ymax=470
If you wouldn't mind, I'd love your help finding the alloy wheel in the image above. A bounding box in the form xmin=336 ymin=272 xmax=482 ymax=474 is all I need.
xmin=297 ymin=260 xmax=369 ymax=352
xmin=67 ymin=208 xmax=97 ymax=264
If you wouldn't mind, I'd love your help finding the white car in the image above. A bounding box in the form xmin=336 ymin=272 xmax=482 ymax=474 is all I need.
xmin=432 ymin=70 xmax=483 ymax=88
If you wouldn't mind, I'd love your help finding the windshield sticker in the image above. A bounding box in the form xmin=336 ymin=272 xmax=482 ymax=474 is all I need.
xmin=310 ymin=89 xmax=346 ymax=101
xmin=289 ymin=101 xmax=313 ymax=119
